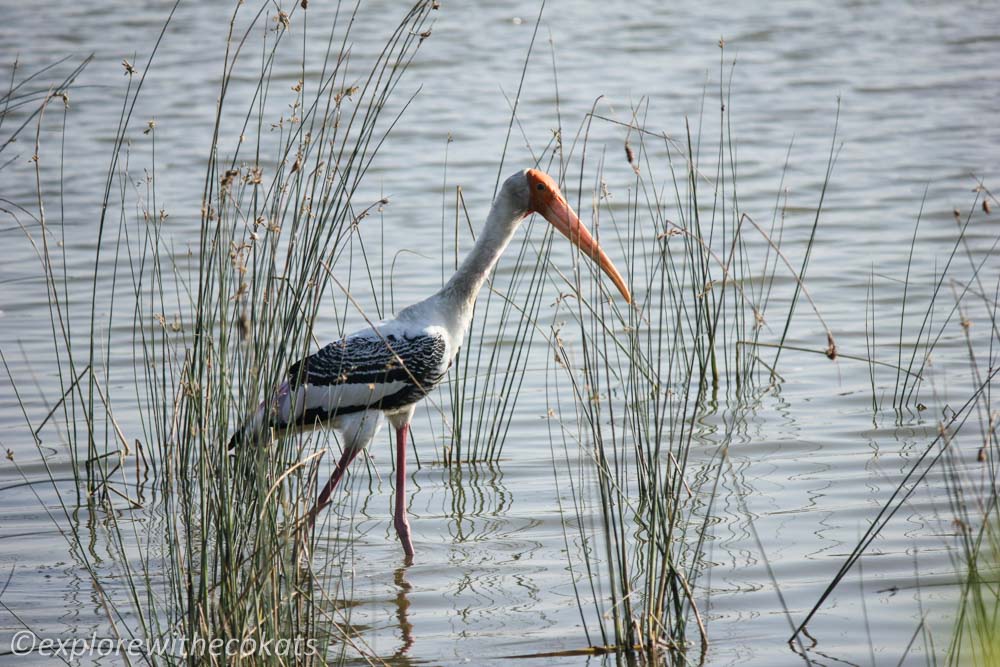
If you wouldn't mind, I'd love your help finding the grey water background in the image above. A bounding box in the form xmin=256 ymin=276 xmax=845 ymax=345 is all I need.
xmin=1 ymin=0 xmax=999 ymax=664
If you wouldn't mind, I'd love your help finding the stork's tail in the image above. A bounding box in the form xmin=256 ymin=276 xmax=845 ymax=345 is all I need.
xmin=228 ymin=402 xmax=267 ymax=451
xmin=227 ymin=420 xmax=256 ymax=451
xmin=228 ymin=380 xmax=292 ymax=450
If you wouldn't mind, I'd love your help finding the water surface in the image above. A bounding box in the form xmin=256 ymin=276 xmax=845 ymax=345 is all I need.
xmin=2 ymin=1 xmax=999 ymax=665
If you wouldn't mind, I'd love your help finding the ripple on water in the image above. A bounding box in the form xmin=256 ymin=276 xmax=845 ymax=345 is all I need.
xmin=2 ymin=0 xmax=998 ymax=664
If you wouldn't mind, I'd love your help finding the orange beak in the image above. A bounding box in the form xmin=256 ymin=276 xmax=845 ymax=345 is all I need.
xmin=527 ymin=169 xmax=632 ymax=304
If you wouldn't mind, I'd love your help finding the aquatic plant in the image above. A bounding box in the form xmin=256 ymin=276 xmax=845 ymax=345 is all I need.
xmin=791 ymin=181 xmax=1000 ymax=663
xmin=9 ymin=1 xmax=436 ymax=663
xmin=542 ymin=60 xmax=842 ymax=657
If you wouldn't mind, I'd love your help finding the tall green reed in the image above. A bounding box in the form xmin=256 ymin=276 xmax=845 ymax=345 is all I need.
xmin=545 ymin=69 xmax=840 ymax=657
xmin=791 ymin=182 xmax=999 ymax=661
xmin=14 ymin=1 xmax=436 ymax=663
xmin=1 ymin=56 xmax=90 ymax=175
xmin=941 ymin=331 xmax=999 ymax=667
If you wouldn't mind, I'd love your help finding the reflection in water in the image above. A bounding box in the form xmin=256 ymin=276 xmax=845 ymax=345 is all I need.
xmin=439 ymin=461 xmax=552 ymax=650
xmin=446 ymin=461 xmax=512 ymax=544
xmin=392 ymin=565 xmax=415 ymax=660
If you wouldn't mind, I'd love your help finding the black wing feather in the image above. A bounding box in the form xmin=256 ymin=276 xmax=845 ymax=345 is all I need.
xmin=287 ymin=331 xmax=448 ymax=413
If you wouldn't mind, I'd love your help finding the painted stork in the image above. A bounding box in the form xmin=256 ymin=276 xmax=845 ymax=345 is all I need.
xmin=231 ymin=168 xmax=631 ymax=559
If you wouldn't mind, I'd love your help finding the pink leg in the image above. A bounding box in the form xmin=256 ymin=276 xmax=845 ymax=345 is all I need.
xmin=310 ymin=446 xmax=361 ymax=525
xmin=393 ymin=424 xmax=415 ymax=559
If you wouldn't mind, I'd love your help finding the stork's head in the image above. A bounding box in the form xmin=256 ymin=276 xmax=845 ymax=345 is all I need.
xmin=508 ymin=168 xmax=631 ymax=304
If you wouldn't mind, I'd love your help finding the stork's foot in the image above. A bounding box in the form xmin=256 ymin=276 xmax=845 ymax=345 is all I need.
xmin=394 ymin=511 xmax=415 ymax=560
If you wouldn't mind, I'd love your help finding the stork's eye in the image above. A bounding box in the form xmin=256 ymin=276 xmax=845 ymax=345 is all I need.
xmin=536 ymin=183 xmax=545 ymax=191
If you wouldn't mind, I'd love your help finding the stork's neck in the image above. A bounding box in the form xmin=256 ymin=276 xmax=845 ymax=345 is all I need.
xmin=435 ymin=189 xmax=526 ymax=335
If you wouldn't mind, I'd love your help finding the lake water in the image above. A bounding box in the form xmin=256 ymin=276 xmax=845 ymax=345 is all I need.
xmin=2 ymin=1 xmax=999 ymax=665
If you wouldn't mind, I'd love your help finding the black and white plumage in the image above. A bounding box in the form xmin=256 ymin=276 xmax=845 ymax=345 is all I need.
xmin=229 ymin=321 xmax=452 ymax=448
xmin=288 ymin=330 xmax=448 ymax=406
xmin=231 ymin=168 xmax=631 ymax=561
xmin=284 ymin=327 xmax=446 ymax=427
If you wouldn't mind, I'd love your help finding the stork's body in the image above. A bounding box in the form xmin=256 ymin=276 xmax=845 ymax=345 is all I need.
xmin=232 ymin=169 xmax=631 ymax=560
